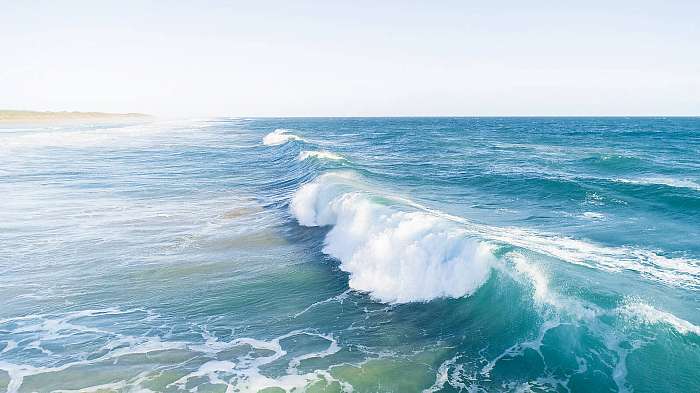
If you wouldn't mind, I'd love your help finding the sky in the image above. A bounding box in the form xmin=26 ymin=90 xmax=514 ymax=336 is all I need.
xmin=1 ymin=1 xmax=699 ymax=117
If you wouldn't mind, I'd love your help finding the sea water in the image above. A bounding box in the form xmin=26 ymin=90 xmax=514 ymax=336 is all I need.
xmin=0 ymin=117 xmax=698 ymax=392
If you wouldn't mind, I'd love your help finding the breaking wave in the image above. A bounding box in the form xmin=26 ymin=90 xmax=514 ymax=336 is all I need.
xmin=262 ymin=129 xmax=304 ymax=146
xmin=298 ymin=150 xmax=343 ymax=161
xmin=613 ymin=177 xmax=700 ymax=192
xmin=290 ymin=172 xmax=495 ymax=303
xmin=618 ymin=301 xmax=700 ymax=336
xmin=290 ymin=172 xmax=700 ymax=304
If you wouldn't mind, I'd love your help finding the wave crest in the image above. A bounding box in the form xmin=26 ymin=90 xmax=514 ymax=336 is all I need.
xmin=618 ymin=301 xmax=700 ymax=336
xmin=291 ymin=173 xmax=494 ymax=303
xmin=262 ymin=129 xmax=303 ymax=146
xmin=613 ymin=177 xmax=700 ymax=192
xmin=298 ymin=150 xmax=343 ymax=161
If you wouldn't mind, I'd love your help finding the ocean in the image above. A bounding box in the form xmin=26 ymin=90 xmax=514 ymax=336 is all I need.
xmin=0 ymin=117 xmax=698 ymax=392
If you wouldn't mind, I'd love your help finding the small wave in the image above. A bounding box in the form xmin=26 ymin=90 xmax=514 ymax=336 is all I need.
xmin=298 ymin=150 xmax=343 ymax=161
xmin=290 ymin=173 xmax=495 ymax=303
xmin=262 ymin=128 xmax=303 ymax=146
xmin=612 ymin=177 xmax=700 ymax=192
xmin=582 ymin=153 xmax=648 ymax=171
xmin=508 ymin=252 xmax=599 ymax=320
xmin=618 ymin=301 xmax=700 ymax=336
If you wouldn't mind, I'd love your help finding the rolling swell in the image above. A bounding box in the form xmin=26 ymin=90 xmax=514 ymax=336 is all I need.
xmin=261 ymin=128 xmax=700 ymax=299
xmin=1 ymin=118 xmax=697 ymax=392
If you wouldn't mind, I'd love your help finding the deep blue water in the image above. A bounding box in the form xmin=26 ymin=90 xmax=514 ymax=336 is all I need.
xmin=0 ymin=117 xmax=698 ymax=392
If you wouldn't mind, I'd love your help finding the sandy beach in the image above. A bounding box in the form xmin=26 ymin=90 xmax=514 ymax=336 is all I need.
xmin=0 ymin=110 xmax=152 ymax=124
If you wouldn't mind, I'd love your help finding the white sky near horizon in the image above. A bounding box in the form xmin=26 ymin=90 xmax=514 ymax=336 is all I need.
xmin=1 ymin=0 xmax=699 ymax=117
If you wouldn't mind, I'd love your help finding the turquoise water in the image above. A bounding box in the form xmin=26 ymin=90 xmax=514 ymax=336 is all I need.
xmin=1 ymin=117 xmax=698 ymax=392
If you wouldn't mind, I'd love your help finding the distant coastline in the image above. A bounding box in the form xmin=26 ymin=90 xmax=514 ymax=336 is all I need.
xmin=0 ymin=110 xmax=152 ymax=124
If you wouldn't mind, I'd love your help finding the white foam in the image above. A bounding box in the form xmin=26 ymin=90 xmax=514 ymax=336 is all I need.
xmin=171 ymin=360 xmax=237 ymax=389
xmin=618 ymin=301 xmax=700 ymax=336
xmin=412 ymin=204 xmax=700 ymax=291
xmin=507 ymin=252 xmax=599 ymax=320
xmin=0 ymin=362 xmax=46 ymax=393
xmin=0 ymin=311 xmax=347 ymax=393
xmin=482 ymin=227 xmax=700 ymax=290
xmin=106 ymin=337 xmax=188 ymax=357
xmin=291 ymin=173 xmax=495 ymax=303
xmin=287 ymin=333 xmax=341 ymax=375
xmin=298 ymin=150 xmax=343 ymax=161
xmin=262 ymin=128 xmax=303 ymax=146
xmin=613 ymin=177 xmax=700 ymax=192
xmin=192 ymin=330 xmax=346 ymax=393
xmin=581 ymin=211 xmax=605 ymax=220
xmin=293 ymin=289 xmax=351 ymax=318
xmin=480 ymin=319 xmax=563 ymax=378
xmin=351 ymin=181 xmax=699 ymax=291
xmin=423 ymin=356 xmax=461 ymax=393
xmin=51 ymin=381 xmax=129 ymax=393
xmin=1 ymin=340 xmax=17 ymax=354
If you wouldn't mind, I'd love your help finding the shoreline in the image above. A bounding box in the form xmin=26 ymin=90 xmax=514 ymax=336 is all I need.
xmin=0 ymin=110 xmax=152 ymax=124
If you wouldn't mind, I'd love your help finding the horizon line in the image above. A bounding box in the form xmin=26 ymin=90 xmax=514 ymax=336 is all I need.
xmin=193 ymin=114 xmax=700 ymax=119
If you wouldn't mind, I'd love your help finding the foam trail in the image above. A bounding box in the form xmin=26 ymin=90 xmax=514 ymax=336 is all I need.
xmin=1 ymin=340 xmax=17 ymax=354
xmin=293 ymin=289 xmax=351 ymax=318
xmin=0 ymin=307 xmax=347 ymax=393
xmin=613 ymin=177 xmax=700 ymax=192
xmin=263 ymin=129 xmax=303 ymax=146
xmin=618 ymin=301 xmax=700 ymax=336
xmin=298 ymin=150 xmax=343 ymax=161
xmin=290 ymin=173 xmax=495 ymax=303
xmin=508 ymin=252 xmax=599 ymax=320
xmin=171 ymin=360 xmax=237 ymax=389
xmin=423 ymin=355 xmax=462 ymax=393
xmin=395 ymin=194 xmax=700 ymax=291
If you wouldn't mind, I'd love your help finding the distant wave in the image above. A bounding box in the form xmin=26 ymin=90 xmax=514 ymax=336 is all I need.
xmin=298 ymin=150 xmax=343 ymax=161
xmin=262 ymin=129 xmax=303 ymax=146
xmin=582 ymin=153 xmax=648 ymax=171
xmin=612 ymin=177 xmax=700 ymax=192
xmin=290 ymin=172 xmax=495 ymax=303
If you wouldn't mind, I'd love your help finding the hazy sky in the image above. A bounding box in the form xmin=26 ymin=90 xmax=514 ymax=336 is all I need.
xmin=2 ymin=1 xmax=699 ymax=116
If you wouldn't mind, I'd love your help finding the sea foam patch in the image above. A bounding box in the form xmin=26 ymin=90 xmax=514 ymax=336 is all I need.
xmin=0 ymin=308 xmax=347 ymax=393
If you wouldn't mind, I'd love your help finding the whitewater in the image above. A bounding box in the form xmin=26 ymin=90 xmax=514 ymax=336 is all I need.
xmin=1 ymin=117 xmax=698 ymax=392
